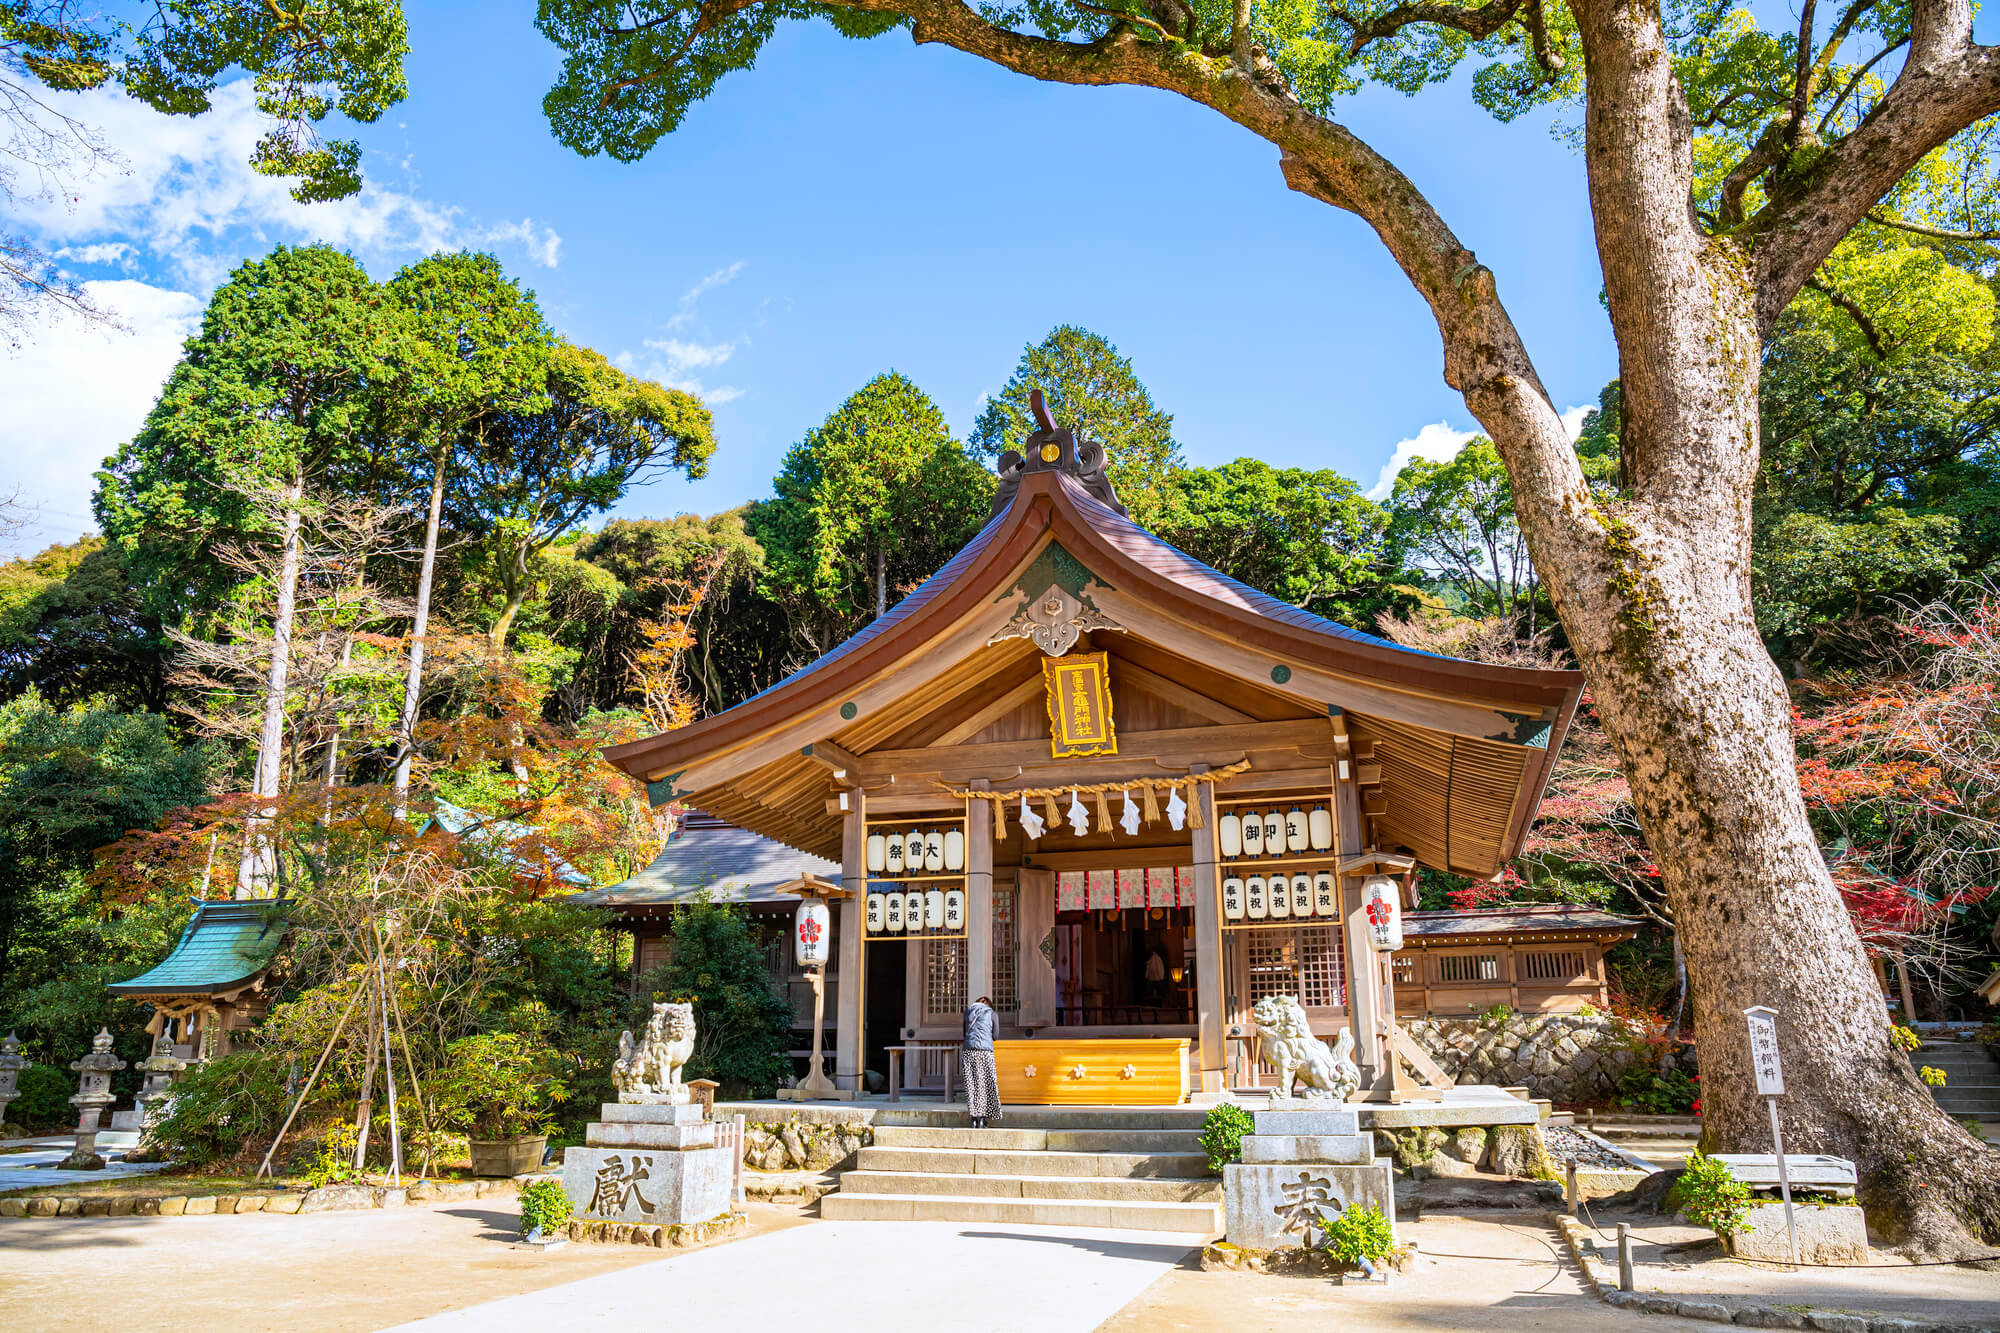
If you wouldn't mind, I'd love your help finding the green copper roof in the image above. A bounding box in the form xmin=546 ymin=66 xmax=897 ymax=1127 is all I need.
xmin=108 ymin=900 xmax=287 ymax=997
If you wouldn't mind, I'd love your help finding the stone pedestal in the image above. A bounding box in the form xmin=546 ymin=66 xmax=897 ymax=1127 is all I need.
xmin=1223 ymin=1105 xmax=1397 ymax=1251
xmin=561 ymin=1102 xmax=731 ymax=1227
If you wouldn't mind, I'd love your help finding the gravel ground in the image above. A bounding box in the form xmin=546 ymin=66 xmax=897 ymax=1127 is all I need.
xmin=1544 ymin=1124 xmax=1642 ymax=1170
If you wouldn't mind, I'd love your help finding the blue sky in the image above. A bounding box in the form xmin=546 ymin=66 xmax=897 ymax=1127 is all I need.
xmin=4 ymin=2 xmax=1616 ymax=554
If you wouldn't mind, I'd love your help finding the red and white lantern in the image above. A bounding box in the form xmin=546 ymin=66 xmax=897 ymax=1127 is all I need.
xmin=795 ymin=898 xmax=831 ymax=967
xmin=1362 ymin=874 xmax=1404 ymax=951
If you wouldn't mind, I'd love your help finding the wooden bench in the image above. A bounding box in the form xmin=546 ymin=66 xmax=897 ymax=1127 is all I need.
xmin=885 ymin=1041 xmax=961 ymax=1103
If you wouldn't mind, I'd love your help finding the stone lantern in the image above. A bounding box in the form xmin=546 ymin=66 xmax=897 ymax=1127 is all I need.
xmin=60 ymin=1028 xmax=128 ymax=1170
xmin=132 ymin=1033 xmax=188 ymax=1126
xmin=0 ymin=1033 xmax=26 ymax=1131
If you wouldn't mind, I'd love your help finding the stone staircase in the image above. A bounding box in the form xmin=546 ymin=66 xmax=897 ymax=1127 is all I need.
xmin=1919 ymin=1041 xmax=2000 ymax=1121
xmin=820 ymin=1108 xmax=1222 ymax=1232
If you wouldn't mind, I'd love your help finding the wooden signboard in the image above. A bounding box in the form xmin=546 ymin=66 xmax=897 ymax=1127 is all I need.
xmin=1043 ymin=651 xmax=1117 ymax=758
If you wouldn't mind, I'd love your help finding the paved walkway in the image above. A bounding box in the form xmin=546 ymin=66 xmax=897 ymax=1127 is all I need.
xmin=0 ymin=1135 xmax=165 ymax=1193
xmin=390 ymin=1221 xmax=1202 ymax=1333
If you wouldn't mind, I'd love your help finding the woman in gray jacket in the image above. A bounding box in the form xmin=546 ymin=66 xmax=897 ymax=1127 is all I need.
xmin=960 ymin=996 xmax=1001 ymax=1128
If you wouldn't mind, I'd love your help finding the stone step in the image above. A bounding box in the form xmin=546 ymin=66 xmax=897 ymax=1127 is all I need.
xmin=837 ymin=1170 xmax=1222 ymax=1202
xmin=819 ymin=1190 xmax=1222 ymax=1232
xmin=855 ymin=1146 xmax=1214 ymax=1179
xmin=871 ymin=1106 xmax=1212 ymax=1130
xmin=870 ymin=1126 xmax=1049 ymax=1150
xmin=1044 ymin=1130 xmax=1203 ymax=1153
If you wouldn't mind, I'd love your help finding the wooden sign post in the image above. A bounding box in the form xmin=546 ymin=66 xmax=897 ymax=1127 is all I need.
xmin=1744 ymin=1005 xmax=1800 ymax=1266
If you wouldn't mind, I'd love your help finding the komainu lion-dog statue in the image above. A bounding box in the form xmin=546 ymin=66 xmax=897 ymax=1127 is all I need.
xmin=1252 ymin=994 xmax=1361 ymax=1102
xmin=612 ymin=1001 xmax=698 ymax=1103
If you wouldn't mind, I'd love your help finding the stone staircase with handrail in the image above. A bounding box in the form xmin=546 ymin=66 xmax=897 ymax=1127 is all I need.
xmin=820 ymin=1107 xmax=1222 ymax=1232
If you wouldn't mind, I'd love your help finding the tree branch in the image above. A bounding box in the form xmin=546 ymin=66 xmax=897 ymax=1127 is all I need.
xmin=1805 ymin=274 xmax=1888 ymax=357
xmin=1332 ymin=0 xmax=1526 ymax=56
xmin=1864 ymin=207 xmax=2000 ymax=241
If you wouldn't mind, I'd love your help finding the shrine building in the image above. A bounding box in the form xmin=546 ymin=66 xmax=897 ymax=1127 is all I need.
xmin=601 ymin=409 xmax=1585 ymax=1103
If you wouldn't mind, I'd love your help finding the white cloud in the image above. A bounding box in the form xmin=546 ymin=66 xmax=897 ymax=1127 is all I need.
xmin=14 ymin=81 xmax=564 ymax=288
xmin=1365 ymin=420 xmax=1480 ymax=500
xmin=666 ymin=262 xmax=745 ymax=330
xmin=55 ymin=242 xmax=137 ymax=268
xmin=0 ymin=280 xmax=201 ymax=554
xmin=644 ymin=337 xmax=734 ymax=372
xmin=1364 ymin=405 xmax=1596 ymax=500
xmin=621 ymin=319 xmax=745 ymax=405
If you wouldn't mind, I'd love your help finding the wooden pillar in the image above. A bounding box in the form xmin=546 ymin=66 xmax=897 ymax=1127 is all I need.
xmin=836 ymin=789 xmax=866 ymax=1091
xmin=1017 ymin=867 xmax=1057 ymax=1029
xmin=966 ymin=786 xmax=993 ymax=1007
xmin=1332 ymin=747 xmax=1387 ymax=1094
xmin=1190 ymin=765 xmax=1226 ymax=1096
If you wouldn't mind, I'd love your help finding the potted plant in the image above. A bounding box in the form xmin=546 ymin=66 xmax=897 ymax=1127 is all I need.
xmin=436 ymin=1032 xmax=569 ymax=1177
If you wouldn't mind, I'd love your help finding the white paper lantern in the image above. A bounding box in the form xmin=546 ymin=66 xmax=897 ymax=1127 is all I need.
xmin=923 ymin=830 xmax=945 ymax=872
xmin=1245 ymin=875 xmax=1268 ymax=919
xmin=1308 ymin=804 xmax=1334 ymax=851
xmin=866 ymin=833 xmax=886 ymax=874
xmin=1240 ymin=812 xmax=1264 ymax=857
xmin=904 ymin=889 xmax=926 ymax=933
xmin=924 ymin=887 xmax=945 ymax=930
xmin=1268 ymin=871 xmax=1290 ymax=918
xmin=1222 ymin=876 xmax=1245 ymax=921
xmin=1285 ymin=807 xmax=1308 ymax=852
xmin=866 ymin=891 xmax=886 ymax=934
xmin=943 ymin=888 xmax=965 ymax=931
xmin=1219 ymin=812 xmax=1242 ymax=859
xmin=884 ymin=831 xmax=906 ymax=875
xmin=883 ymin=892 xmax=905 ymax=933
xmin=1262 ymin=812 xmax=1284 ymax=856
xmin=1291 ymin=873 xmax=1315 ymax=918
xmin=795 ymin=898 xmax=831 ymax=967
xmin=907 ymin=830 xmax=926 ymax=870
xmin=1362 ymin=874 xmax=1404 ymax=951
xmin=943 ymin=828 xmax=964 ymax=871
xmin=1314 ymin=872 xmax=1337 ymax=917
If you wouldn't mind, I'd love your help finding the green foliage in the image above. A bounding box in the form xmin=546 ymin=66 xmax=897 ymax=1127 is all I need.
xmin=1889 ymin=1024 xmax=1923 ymax=1053
xmin=1386 ymin=439 xmax=1537 ymax=620
xmin=9 ymin=1061 xmax=73 ymax=1131
xmin=1920 ymin=1065 xmax=1948 ymax=1087
xmin=94 ymin=244 xmax=415 ymax=620
xmin=0 ymin=540 xmax=172 ymax=712
xmin=1152 ymin=459 xmax=1398 ymax=627
xmin=433 ymin=1031 xmax=571 ymax=1139
xmin=303 ymin=1119 xmax=366 ymax=1188
xmin=1479 ymin=1003 xmax=1514 ymax=1023
xmin=1754 ymin=508 xmax=1960 ymax=645
xmin=5 ymin=0 xmax=407 ymax=201
xmin=752 ymin=371 xmax=986 ymax=650
xmin=1199 ymin=1102 xmax=1255 ymax=1172
xmin=519 ymin=1177 xmax=574 ymax=1236
xmin=645 ymin=896 xmax=791 ymax=1098
xmin=1322 ymin=1203 xmax=1397 ymax=1264
xmin=145 ymin=1052 xmax=289 ymax=1168
xmin=969 ymin=326 xmax=1185 ymax=524
xmin=1669 ymin=1151 xmax=1754 ymax=1237
xmin=1615 ymin=1064 xmax=1699 ymax=1115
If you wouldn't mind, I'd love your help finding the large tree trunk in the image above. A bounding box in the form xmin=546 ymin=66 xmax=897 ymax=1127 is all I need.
xmin=393 ymin=453 xmax=449 ymax=820
xmin=238 ymin=476 xmax=305 ymax=896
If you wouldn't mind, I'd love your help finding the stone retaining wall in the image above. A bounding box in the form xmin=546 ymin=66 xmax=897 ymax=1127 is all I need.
xmin=0 ymin=1174 xmax=530 ymax=1219
xmin=1402 ymin=1013 xmax=1643 ymax=1104
xmin=741 ymin=1117 xmax=873 ymax=1173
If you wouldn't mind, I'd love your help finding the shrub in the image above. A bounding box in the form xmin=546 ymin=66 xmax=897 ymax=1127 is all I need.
xmin=1668 ymin=1150 xmax=1753 ymax=1237
xmin=1198 ymin=1103 xmax=1254 ymax=1173
xmin=519 ymin=1178 xmax=573 ymax=1236
xmin=145 ymin=1051 xmax=288 ymax=1167
xmin=433 ymin=1032 xmax=569 ymax=1139
xmin=643 ymin=895 xmax=792 ymax=1098
xmin=10 ymin=1062 xmax=74 ymax=1131
xmin=1615 ymin=1064 xmax=1698 ymax=1115
xmin=302 ymin=1119 xmax=365 ymax=1188
xmin=1889 ymin=1024 xmax=1922 ymax=1053
xmin=1919 ymin=1065 xmax=1947 ymax=1087
xmin=1323 ymin=1203 xmax=1397 ymax=1264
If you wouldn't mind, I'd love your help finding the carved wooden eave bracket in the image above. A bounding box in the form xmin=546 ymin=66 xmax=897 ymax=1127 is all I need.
xmin=989 ymin=581 xmax=1126 ymax=657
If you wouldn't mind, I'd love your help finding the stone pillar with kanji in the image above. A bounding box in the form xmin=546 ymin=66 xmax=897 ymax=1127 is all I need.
xmin=60 ymin=1028 xmax=127 ymax=1170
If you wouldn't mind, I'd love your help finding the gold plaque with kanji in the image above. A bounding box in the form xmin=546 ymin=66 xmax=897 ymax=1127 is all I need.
xmin=1043 ymin=651 xmax=1117 ymax=758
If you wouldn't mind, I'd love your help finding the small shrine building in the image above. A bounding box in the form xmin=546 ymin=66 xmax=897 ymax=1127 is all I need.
xmin=602 ymin=411 xmax=1584 ymax=1101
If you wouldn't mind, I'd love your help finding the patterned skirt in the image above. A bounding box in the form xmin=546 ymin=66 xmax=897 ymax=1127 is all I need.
xmin=960 ymin=1048 xmax=1002 ymax=1122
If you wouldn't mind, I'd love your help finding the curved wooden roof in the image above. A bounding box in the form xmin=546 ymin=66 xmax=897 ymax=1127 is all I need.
xmin=604 ymin=461 xmax=1583 ymax=877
